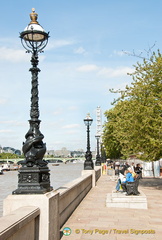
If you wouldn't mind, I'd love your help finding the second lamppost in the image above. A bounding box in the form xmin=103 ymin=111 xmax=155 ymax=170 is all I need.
xmin=101 ymin=144 xmax=107 ymax=163
xmin=13 ymin=9 xmax=52 ymax=194
xmin=95 ymin=134 xmax=101 ymax=166
xmin=84 ymin=113 xmax=94 ymax=170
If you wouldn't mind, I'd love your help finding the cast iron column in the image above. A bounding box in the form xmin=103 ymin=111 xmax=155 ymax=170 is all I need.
xmin=95 ymin=135 xmax=101 ymax=166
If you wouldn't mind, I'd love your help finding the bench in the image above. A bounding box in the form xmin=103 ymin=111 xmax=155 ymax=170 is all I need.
xmin=121 ymin=175 xmax=140 ymax=195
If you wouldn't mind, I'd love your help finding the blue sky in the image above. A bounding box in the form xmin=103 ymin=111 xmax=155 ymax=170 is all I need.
xmin=0 ymin=0 xmax=162 ymax=151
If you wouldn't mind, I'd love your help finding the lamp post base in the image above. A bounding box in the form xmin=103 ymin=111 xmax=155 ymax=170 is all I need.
xmin=84 ymin=161 xmax=94 ymax=170
xmin=95 ymin=156 xmax=101 ymax=166
xmin=12 ymin=166 xmax=53 ymax=194
xmin=95 ymin=161 xmax=101 ymax=166
xmin=84 ymin=150 xmax=94 ymax=170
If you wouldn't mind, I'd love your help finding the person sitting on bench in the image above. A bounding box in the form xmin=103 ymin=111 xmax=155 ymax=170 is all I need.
xmin=115 ymin=165 xmax=127 ymax=192
xmin=121 ymin=167 xmax=134 ymax=192
xmin=121 ymin=167 xmax=140 ymax=195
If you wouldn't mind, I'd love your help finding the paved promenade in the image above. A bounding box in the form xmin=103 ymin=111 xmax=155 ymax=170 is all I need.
xmin=61 ymin=175 xmax=162 ymax=240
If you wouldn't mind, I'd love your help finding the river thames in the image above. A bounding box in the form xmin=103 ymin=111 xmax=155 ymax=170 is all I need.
xmin=0 ymin=162 xmax=83 ymax=217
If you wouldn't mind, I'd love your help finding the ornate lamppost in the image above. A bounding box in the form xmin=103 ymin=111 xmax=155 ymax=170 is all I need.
xmin=101 ymin=144 xmax=107 ymax=163
xmin=95 ymin=134 xmax=101 ymax=166
xmin=13 ymin=9 xmax=53 ymax=194
xmin=84 ymin=113 xmax=94 ymax=170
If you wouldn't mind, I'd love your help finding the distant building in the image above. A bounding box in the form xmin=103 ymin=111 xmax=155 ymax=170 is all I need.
xmin=46 ymin=148 xmax=86 ymax=158
xmin=71 ymin=150 xmax=84 ymax=158
xmin=14 ymin=149 xmax=21 ymax=155
xmin=46 ymin=148 xmax=71 ymax=158
xmin=46 ymin=150 xmax=55 ymax=156
xmin=55 ymin=147 xmax=71 ymax=158
xmin=1 ymin=146 xmax=21 ymax=155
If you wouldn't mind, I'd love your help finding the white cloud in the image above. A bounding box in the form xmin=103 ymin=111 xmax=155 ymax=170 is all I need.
xmin=64 ymin=129 xmax=80 ymax=134
xmin=74 ymin=47 xmax=86 ymax=55
xmin=98 ymin=66 xmax=134 ymax=78
xmin=76 ymin=64 xmax=134 ymax=78
xmin=52 ymin=108 xmax=63 ymax=116
xmin=46 ymin=39 xmax=75 ymax=50
xmin=0 ymin=120 xmax=25 ymax=127
xmin=0 ymin=129 xmax=14 ymax=133
xmin=0 ymin=47 xmax=30 ymax=62
xmin=113 ymin=50 xmax=125 ymax=56
xmin=76 ymin=64 xmax=99 ymax=72
xmin=0 ymin=38 xmax=20 ymax=48
xmin=62 ymin=124 xmax=80 ymax=129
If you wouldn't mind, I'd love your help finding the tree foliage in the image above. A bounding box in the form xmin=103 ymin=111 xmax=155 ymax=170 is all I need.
xmin=103 ymin=51 xmax=162 ymax=161
xmin=0 ymin=152 xmax=23 ymax=159
xmin=103 ymin=107 xmax=123 ymax=159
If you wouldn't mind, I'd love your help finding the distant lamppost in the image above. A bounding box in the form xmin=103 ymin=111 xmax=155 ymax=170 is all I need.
xmin=95 ymin=134 xmax=101 ymax=166
xmin=101 ymin=144 xmax=106 ymax=163
xmin=84 ymin=113 xmax=94 ymax=170
xmin=13 ymin=9 xmax=53 ymax=194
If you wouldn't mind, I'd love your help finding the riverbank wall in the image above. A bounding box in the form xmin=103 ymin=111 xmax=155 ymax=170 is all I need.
xmin=0 ymin=166 xmax=101 ymax=240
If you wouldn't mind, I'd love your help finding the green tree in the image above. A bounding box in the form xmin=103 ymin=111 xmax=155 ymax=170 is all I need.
xmin=103 ymin=107 xmax=123 ymax=159
xmin=103 ymin=51 xmax=162 ymax=161
xmin=0 ymin=152 xmax=18 ymax=159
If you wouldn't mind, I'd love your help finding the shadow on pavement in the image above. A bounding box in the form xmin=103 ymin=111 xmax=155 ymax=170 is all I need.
xmin=139 ymin=178 xmax=162 ymax=190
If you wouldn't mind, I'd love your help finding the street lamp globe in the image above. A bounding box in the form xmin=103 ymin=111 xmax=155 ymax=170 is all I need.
xmin=84 ymin=113 xmax=93 ymax=127
xmin=20 ymin=8 xmax=49 ymax=53
xmin=95 ymin=134 xmax=100 ymax=140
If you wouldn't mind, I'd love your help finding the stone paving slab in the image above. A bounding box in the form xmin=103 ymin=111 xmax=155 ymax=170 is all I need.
xmin=60 ymin=175 xmax=162 ymax=240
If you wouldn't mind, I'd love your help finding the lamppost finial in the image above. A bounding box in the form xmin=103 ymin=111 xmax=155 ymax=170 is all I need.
xmin=86 ymin=113 xmax=90 ymax=118
xmin=30 ymin=8 xmax=39 ymax=24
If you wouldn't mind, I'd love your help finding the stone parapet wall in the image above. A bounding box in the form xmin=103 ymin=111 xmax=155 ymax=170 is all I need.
xmin=0 ymin=206 xmax=39 ymax=240
xmin=95 ymin=166 xmax=102 ymax=181
xmin=58 ymin=173 xmax=92 ymax=228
